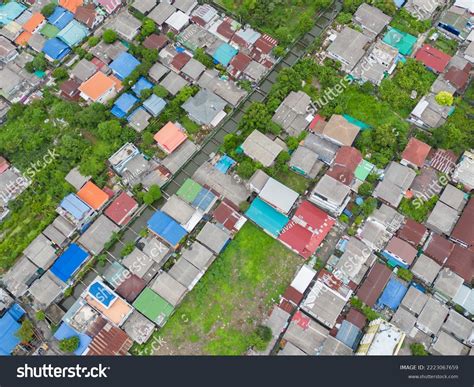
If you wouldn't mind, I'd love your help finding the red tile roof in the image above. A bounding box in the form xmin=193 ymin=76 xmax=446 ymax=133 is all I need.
xmin=282 ymin=286 xmax=304 ymax=305
xmin=345 ymin=308 xmax=367 ymax=330
xmin=451 ymin=198 xmax=474 ymax=248
xmin=445 ymin=63 xmax=472 ymax=90
xmin=171 ymin=52 xmax=191 ymax=71
xmin=424 ymin=233 xmax=455 ymax=265
xmin=254 ymin=34 xmax=278 ymax=54
xmin=293 ymin=200 xmax=335 ymax=235
xmin=212 ymin=199 xmax=243 ymax=232
xmin=115 ymin=275 xmax=146 ymax=303
xmin=104 ymin=192 xmax=138 ymax=226
xmin=60 ymin=79 xmax=81 ymax=99
xmin=229 ymin=52 xmax=251 ymax=73
xmin=0 ymin=156 xmax=9 ymax=174
xmin=384 ymin=236 xmax=418 ymax=265
xmin=445 ymin=245 xmax=474 ymax=282
xmin=278 ymin=221 xmax=320 ymax=259
xmin=356 ymin=262 xmax=392 ymax=307
xmin=401 ymin=137 xmax=431 ymax=168
xmin=415 ymin=44 xmax=452 ymax=73
xmin=216 ymin=18 xmax=236 ymax=40
xmin=74 ymin=4 xmax=96 ymax=28
xmin=86 ymin=323 xmax=133 ymax=356
xmin=397 ymin=219 xmax=427 ymax=246
xmin=143 ymin=34 xmax=168 ymax=50
xmin=326 ymin=146 xmax=362 ymax=185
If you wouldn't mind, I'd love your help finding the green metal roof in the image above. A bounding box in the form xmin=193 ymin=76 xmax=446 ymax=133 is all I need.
xmin=40 ymin=23 xmax=60 ymax=38
xmin=133 ymin=288 xmax=174 ymax=326
xmin=177 ymin=178 xmax=202 ymax=203
xmin=355 ymin=159 xmax=374 ymax=181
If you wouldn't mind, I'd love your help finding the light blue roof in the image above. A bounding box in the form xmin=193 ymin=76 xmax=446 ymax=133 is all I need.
xmin=42 ymin=38 xmax=71 ymax=60
xmin=377 ymin=278 xmax=408 ymax=310
xmin=213 ymin=43 xmax=238 ymax=67
xmin=60 ymin=194 xmax=92 ymax=221
xmin=47 ymin=7 xmax=74 ymax=30
xmin=50 ymin=243 xmax=89 ymax=283
xmin=111 ymin=93 xmax=138 ymax=118
xmin=0 ymin=312 xmax=21 ymax=356
xmin=109 ymin=52 xmax=141 ymax=80
xmin=245 ymin=198 xmax=289 ymax=237
xmin=393 ymin=0 xmax=406 ymax=7
xmin=57 ymin=20 xmax=89 ymax=47
xmin=131 ymin=76 xmax=153 ymax=97
xmin=143 ymin=94 xmax=167 ymax=117
xmin=335 ymin=320 xmax=362 ymax=350
xmin=0 ymin=1 xmax=26 ymax=26
xmin=53 ymin=322 xmax=92 ymax=355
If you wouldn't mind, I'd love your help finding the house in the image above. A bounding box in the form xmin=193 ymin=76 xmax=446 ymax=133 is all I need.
xmin=415 ymin=44 xmax=452 ymax=73
xmin=96 ymin=0 xmax=122 ymax=14
xmin=57 ymin=193 xmax=94 ymax=226
xmin=181 ymin=241 xmax=216 ymax=272
xmin=0 ymin=304 xmax=25 ymax=355
xmin=429 ymin=148 xmax=458 ymax=174
xmin=160 ymin=71 xmax=189 ymax=96
xmin=356 ymin=319 xmax=405 ymax=355
xmin=241 ymin=130 xmax=283 ymax=167
xmin=182 ymin=89 xmax=226 ymax=126
xmin=128 ymin=107 xmax=152 ymax=132
xmin=27 ymin=33 xmax=46 ymax=52
xmin=168 ymin=256 xmax=203 ymax=290
xmin=213 ymin=42 xmax=238 ymax=67
xmin=74 ymin=4 xmax=98 ymax=29
xmin=154 ymin=122 xmax=187 ymax=154
xmin=326 ymin=27 xmax=370 ymax=72
xmin=133 ymin=288 xmax=173 ymax=327
xmin=109 ymin=52 xmax=140 ymax=80
xmin=147 ymin=210 xmax=187 ymax=247
xmin=334 ymin=237 xmax=376 ymax=285
xmin=431 ymin=331 xmax=469 ymax=356
xmin=104 ymin=192 xmax=138 ymax=226
xmin=161 ymin=195 xmax=200 ymax=231
xmin=434 ymin=268 xmax=464 ymax=300
xmin=382 ymin=236 xmax=418 ymax=268
xmin=301 ymin=133 xmax=339 ymax=165
xmin=259 ymin=177 xmax=299 ymax=214
xmin=110 ymin=11 xmax=141 ymax=41
xmin=301 ymin=270 xmax=352 ymax=329
xmin=409 ymin=93 xmax=453 ymax=129
xmin=0 ymin=36 xmax=17 ymax=63
xmin=143 ymin=94 xmax=167 ymax=118
xmin=122 ymin=311 xmax=155 ymax=345
xmin=148 ymin=3 xmax=176 ymax=25
xmin=424 ymin=233 xmax=455 ymax=265
xmin=166 ymin=10 xmax=190 ymax=34
xmin=42 ymin=37 xmax=71 ymax=61
xmin=445 ymin=245 xmax=474 ymax=283
xmin=90 ymin=40 xmax=127 ymax=64
xmin=77 ymin=181 xmax=109 ymax=210
xmin=437 ymin=5 xmax=471 ymax=40
xmin=450 ymin=198 xmax=474 ymax=248
xmin=326 ymin=146 xmax=363 ymax=187
xmin=352 ymin=41 xmax=398 ymax=85
xmin=245 ymin=61 xmax=269 ymax=83
xmin=442 ymin=309 xmax=473 ymax=345
xmin=42 ymin=218 xmax=72 ymax=248
xmin=111 ymin=93 xmax=138 ymax=118
xmin=416 ymin=297 xmax=449 ymax=335
xmin=149 ymin=62 xmax=169 ymax=82
xmin=383 ymin=28 xmax=417 ymax=55
xmin=272 ymin=91 xmax=312 ymax=137
xmin=191 ymin=4 xmax=218 ymax=27
xmin=289 ymin=145 xmax=323 ymax=179
xmin=410 ymin=167 xmax=441 ymax=201
xmin=453 ymin=285 xmax=474 ymax=315
xmin=404 ymin=0 xmax=445 ymax=20
xmin=317 ymin=115 xmax=360 ymax=147
xmin=57 ymin=19 xmax=88 ymax=47
xmin=281 ymin=312 xmax=329 ymax=355
xmin=356 ymin=262 xmax=392 ymax=307
xmin=245 ymin=197 xmax=289 ymax=237
xmin=78 ymin=71 xmax=119 ymax=103
xmin=71 ymin=59 xmax=96 ymax=83
xmin=212 ymin=17 xmax=240 ymax=43
xmin=353 ymin=3 xmax=392 ymax=40
xmin=411 ymin=254 xmax=441 ymax=285
xmin=78 ymin=215 xmax=119 ymax=255
xmin=197 ymin=69 xmax=247 ymax=107
xmin=0 ymin=1 xmax=25 ymax=25
xmin=174 ymin=0 xmax=198 ymax=14
xmin=151 ymin=271 xmax=188 ymax=308
xmin=228 ymin=52 xmax=251 ymax=78
xmin=398 ymin=218 xmax=428 ymax=247
xmin=452 ymin=151 xmax=474 ymax=190
xmin=465 ymin=41 xmax=474 ymax=63
xmin=23 ymin=234 xmax=56 ymax=270
xmin=358 ymin=219 xmax=392 ymax=251
xmin=401 ymin=138 xmax=431 ymax=169
xmin=426 ymin=201 xmax=459 ymax=235
xmin=131 ymin=76 xmax=153 ymax=97
xmin=0 ymin=162 xmax=29 ymax=204
xmin=131 ymin=0 xmax=156 ymax=15
xmin=178 ymin=23 xmax=221 ymax=52
xmin=373 ymin=162 xmax=416 ymax=207
xmin=309 ymin=175 xmax=351 ymax=216
xmin=47 ymin=7 xmax=74 ymax=30
xmin=212 ymin=200 xmax=246 ymax=233
xmin=143 ymin=33 xmax=168 ymax=50
xmin=50 ymin=243 xmax=89 ymax=283
xmin=196 ymin=222 xmax=230 ymax=255
xmin=181 ymin=58 xmax=206 ymax=81
xmin=29 ymin=272 xmax=65 ymax=308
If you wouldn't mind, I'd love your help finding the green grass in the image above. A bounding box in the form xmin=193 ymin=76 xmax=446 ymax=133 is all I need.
xmin=181 ymin=116 xmax=201 ymax=135
xmin=432 ymin=34 xmax=459 ymax=56
xmin=132 ymin=223 xmax=302 ymax=355
xmin=275 ymin=170 xmax=312 ymax=194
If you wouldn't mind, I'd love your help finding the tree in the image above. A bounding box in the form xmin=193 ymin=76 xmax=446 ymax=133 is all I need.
xmin=410 ymin=343 xmax=428 ymax=356
xmin=103 ymin=29 xmax=118 ymax=44
xmin=97 ymin=120 xmax=122 ymax=140
xmin=252 ymin=325 xmax=272 ymax=351
xmin=25 ymin=53 xmax=48 ymax=73
xmin=15 ymin=320 xmax=35 ymax=343
xmin=140 ymin=88 xmax=153 ymax=100
xmin=52 ymin=67 xmax=68 ymax=81
xmin=153 ymin=85 xmax=169 ymax=98
xmin=358 ymin=182 xmax=373 ymax=197
xmin=140 ymin=18 xmax=156 ymax=39
xmin=59 ymin=336 xmax=80 ymax=353
xmin=194 ymin=48 xmax=214 ymax=68
xmin=120 ymin=241 xmax=135 ymax=257
xmin=143 ymin=185 xmax=162 ymax=205
xmin=237 ymin=160 xmax=257 ymax=179
xmin=88 ymin=36 xmax=100 ymax=47
xmin=435 ymin=91 xmax=454 ymax=106
xmin=41 ymin=3 xmax=56 ymax=17
xmin=35 ymin=311 xmax=46 ymax=321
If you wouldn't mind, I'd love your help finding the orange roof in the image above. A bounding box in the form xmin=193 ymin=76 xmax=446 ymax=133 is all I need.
xmin=78 ymin=72 xmax=116 ymax=101
xmin=59 ymin=0 xmax=83 ymax=13
xmin=15 ymin=31 xmax=32 ymax=46
xmin=22 ymin=13 xmax=45 ymax=33
xmin=77 ymin=181 xmax=109 ymax=210
xmin=85 ymin=295 xmax=132 ymax=326
xmin=109 ymin=75 xmax=123 ymax=92
xmin=154 ymin=122 xmax=188 ymax=154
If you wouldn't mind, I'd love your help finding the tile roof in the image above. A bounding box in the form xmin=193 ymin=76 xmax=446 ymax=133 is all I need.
xmin=78 ymin=71 xmax=116 ymax=101
xmin=77 ymin=181 xmax=109 ymax=210
xmin=154 ymin=122 xmax=187 ymax=154
xmin=415 ymin=44 xmax=452 ymax=73
xmin=401 ymin=137 xmax=431 ymax=168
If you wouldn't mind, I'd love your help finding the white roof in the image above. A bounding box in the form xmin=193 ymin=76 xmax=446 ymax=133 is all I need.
xmin=454 ymin=0 xmax=474 ymax=12
xmin=290 ymin=265 xmax=316 ymax=294
xmin=259 ymin=177 xmax=299 ymax=214
xmin=166 ymin=10 xmax=190 ymax=31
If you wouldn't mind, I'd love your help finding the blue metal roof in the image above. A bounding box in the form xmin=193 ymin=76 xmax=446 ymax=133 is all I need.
xmin=377 ymin=277 xmax=408 ymax=310
xmin=192 ymin=188 xmax=217 ymax=212
xmin=131 ymin=76 xmax=153 ymax=97
xmin=53 ymin=322 xmax=91 ymax=355
xmin=109 ymin=52 xmax=141 ymax=80
xmin=42 ymin=38 xmax=71 ymax=60
xmin=60 ymin=194 xmax=92 ymax=221
xmin=0 ymin=312 xmax=21 ymax=356
xmin=111 ymin=93 xmax=138 ymax=118
xmin=57 ymin=20 xmax=89 ymax=47
xmin=213 ymin=43 xmax=238 ymax=66
xmin=88 ymin=281 xmax=117 ymax=308
xmin=245 ymin=198 xmax=289 ymax=237
xmin=147 ymin=211 xmax=187 ymax=246
xmin=336 ymin=320 xmax=362 ymax=350
xmin=47 ymin=7 xmax=74 ymax=30
xmin=0 ymin=1 xmax=26 ymax=26
xmin=7 ymin=304 xmax=25 ymax=321
xmin=50 ymin=243 xmax=89 ymax=283
xmin=143 ymin=94 xmax=167 ymax=117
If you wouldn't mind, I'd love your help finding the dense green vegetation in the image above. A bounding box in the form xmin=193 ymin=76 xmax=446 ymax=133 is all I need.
xmin=15 ymin=320 xmax=35 ymax=343
xmin=410 ymin=343 xmax=428 ymax=356
xmin=399 ymin=196 xmax=438 ymax=223
xmin=132 ymin=223 xmax=302 ymax=355
xmin=59 ymin=336 xmax=80 ymax=353
xmin=390 ymin=9 xmax=431 ymax=36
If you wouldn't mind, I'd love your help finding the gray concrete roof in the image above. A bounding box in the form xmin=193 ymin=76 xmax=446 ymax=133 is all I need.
xmin=391 ymin=307 xmax=417 ymax=334
xmin=439 ymin=184 xmax=467 ymax=212
xmin=78 ymin=215 xmax=119 ymax=255
xmin=180 ymin=241 xmax=215 ymax=271
xmin=319 ymin=335 xmax=353 ymax=355
xmin=196 ymin=222 xmax=230 ymax=254
xmin=161 ymin=195 xmax=196 ymax=226
xmin=311 ymin=175 xmax=351 ymax=205
xmin=148 ymin=62 xmax=169 ymax=82
xmin=264 ymin=305 xmax=291 ymax=337
xmin=327 ymin=27 xmax=370 ymax=71
xmin=353 ymin=3 xmax=391 ymax=38
xmin=65 ymin=167 xmax=90 ymax=191
xmin=122 ymin=248 xmax=155 ymax=279
xmin=434 ymin=268 xmax=464 ymax=299
xmin=162 ymin=139 xmax=198 ymax=174
xmin=416 ymin=297 xmax=449 ymax=335
xmin=426 ymin=201 xmax=459 ymax=235
xmin=23 ymin=234 xmax=56 ymax=270
xmin=29 ymin=271 xmax=65 ymax=307
xmin=411 ymin=254 xmax=441 ymax=285
xmin=128 ymin=108 xmax=151 ymax=132
xmin=151 ymin=271 xmax=188 ymax=307
xmin=181 ymin=58 xmax=206 ymax=80
xmin=278 ymin=341 xmax=307 ymax=355
xmin=182 ymin=89 xmax=226 ymax=125
xmin=160 ymin=71 xmax=189 ymax=96
xmin=430 ymin=331 xmax=468 ymax=355
xmin=1 ymin=257 xmax=38 ymax=297
xmin=71 ymin=59 xmax=97 ymax=82
xmin=302 ymin=134 xmax=339 ymax=165
xmin=289 ymin=145 xmax=323 ymax=178
xmin=168 ymin=257 xmax=203 ymax=290
xmin=283 ymin=317 xmax=329 ymax=355
xmin=131 ymin=0 xmax=157 ymax=14
xmin=122 ymin=310 xmax=155 ymax=344
xmin=401 ymin=286 xmax=429 ymax=315
xmin=442 ymin=310 xmax=473 ymax=342
xmin=149 ymin=3 xmax=176 ymax=25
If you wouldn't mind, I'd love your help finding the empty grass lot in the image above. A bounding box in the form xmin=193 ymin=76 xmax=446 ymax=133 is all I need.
xmin=133 ymin=222 xmax=302 ymax=355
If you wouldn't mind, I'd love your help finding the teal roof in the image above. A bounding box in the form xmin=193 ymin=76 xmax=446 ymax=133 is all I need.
xmin=213 ymin=43 xmax=238 ymax=67
xmin=383 ymin=28 xmax=417 ymax=56
xmin=245 ymin=198 xmax=289 ymax=237
xmin=354 ymin=159 xmax=374 ymax=181
xmin=342 ymin=114 xmax=370 ymax=130
xmin=57 ymin=20 xmax=89 ymax=47
xmin=0 ymin=1 xmax=26 ymax=26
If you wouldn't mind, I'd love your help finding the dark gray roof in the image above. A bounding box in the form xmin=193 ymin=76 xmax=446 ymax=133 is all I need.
xmin=151 ymin=271 xmax=188 ymax=306
xmin=182 ymin=89 xmax=226 ymax=125
xmin=196 ymin=222 xmax=230 ymax=254
xmin=180 ymin=241 xmax=215 ymax=271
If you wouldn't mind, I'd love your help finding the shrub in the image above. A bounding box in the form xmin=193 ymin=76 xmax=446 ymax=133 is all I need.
xmin=88 ymin=36 xmax=100 ymax=47
xmin=103 ymin=29 xmax=118 ymax=44
xmin=410 ymin=343 xmax=428 ymax=356
xmin=41 ymin=3 xmax=56 ymax=17
xmin=35 ymin=310 xmax=46 ymax=321
xmin=143 ymin=185 xmax=162 ymax=205
xmin=435 ymin=91 xmax=454 ymax=106
xmin=59 ymin=336 xmax=80 ymax=353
